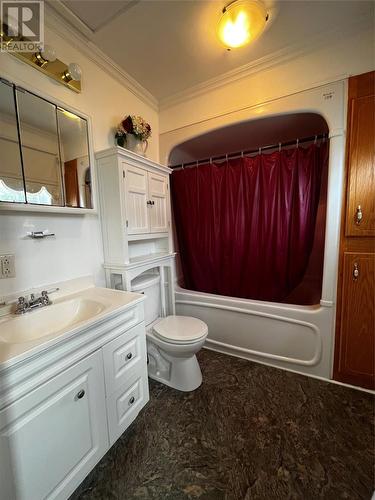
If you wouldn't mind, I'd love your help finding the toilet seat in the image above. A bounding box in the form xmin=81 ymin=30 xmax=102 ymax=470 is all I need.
xmin=153 ymin=315 xmax=208 ymax=344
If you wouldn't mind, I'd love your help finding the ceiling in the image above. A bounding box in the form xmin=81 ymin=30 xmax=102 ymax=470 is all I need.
xmin=56 ymin=0 xmax=373 ymax=102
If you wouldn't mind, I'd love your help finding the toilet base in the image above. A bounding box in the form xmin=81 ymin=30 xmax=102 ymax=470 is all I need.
xmin=147 ymin=339 xmax=203 ymax=392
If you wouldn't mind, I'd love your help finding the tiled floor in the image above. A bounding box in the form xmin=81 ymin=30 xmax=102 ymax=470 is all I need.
xmin=71 ymin=350 xmax=374 ymax=500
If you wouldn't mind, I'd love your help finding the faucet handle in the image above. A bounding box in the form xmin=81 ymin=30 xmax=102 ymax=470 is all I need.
xmin=18 ymin=296 xmax=26 ymax=304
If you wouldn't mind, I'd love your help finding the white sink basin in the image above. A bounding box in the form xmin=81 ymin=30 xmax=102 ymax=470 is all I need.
xmin=0 ymin=286 xmax=143 ymax=363
xmin=0 ymin=298 xmax=106 ymax=344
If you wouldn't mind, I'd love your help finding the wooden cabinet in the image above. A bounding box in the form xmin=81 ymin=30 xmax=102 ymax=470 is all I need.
xmin=334 ymin=72 xmax=375 ymax=390
xmin=345 ymin=94 xmax=375 ymax=236
xmin=0 ymin=351 xmax=108 ymax=500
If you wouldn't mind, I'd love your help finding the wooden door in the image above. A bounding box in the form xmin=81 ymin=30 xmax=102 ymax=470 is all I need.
xmin=0 ymin=351 xmax=108 ymax=500
xmin=334 ymin=253 xmax=374 ymax=388
xmin=64 ymin=159 xmax=80 ymax=207
xmin=334 ymin=71 xmax=375 ymax=390
xmin=124 ymin=165 xmax=150 ymax=234
xmin=346 ymin=94 xmax=375 ymax=236
xmin=148 ymin=171 xmax=169 ymax=233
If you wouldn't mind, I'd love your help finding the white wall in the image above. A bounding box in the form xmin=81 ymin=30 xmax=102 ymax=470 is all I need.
xmin=0 ymin=20 xmax=159 ymax=298
xmin=159 ymin=28 xmax=374 ymax=162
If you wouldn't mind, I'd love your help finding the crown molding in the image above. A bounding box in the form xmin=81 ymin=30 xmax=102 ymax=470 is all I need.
xmin=44 ymin=1 xmax=158 ymax=111
xmin=159 ymin=17 xmax=372 ymax=111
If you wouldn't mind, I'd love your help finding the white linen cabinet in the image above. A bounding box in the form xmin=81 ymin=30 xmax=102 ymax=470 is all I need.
xmin=96 ymin=147 xmax=176 ymax=297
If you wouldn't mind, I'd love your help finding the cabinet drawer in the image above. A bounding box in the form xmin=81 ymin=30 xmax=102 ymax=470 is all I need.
xmin=103 ymin=322 xmax=147 ymax=396
xmin=107 ymin=373 xmax=149 ymax=445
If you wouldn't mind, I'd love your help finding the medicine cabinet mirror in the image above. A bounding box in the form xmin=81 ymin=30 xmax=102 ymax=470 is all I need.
xmin=0 ymin=78 xmax=93 ymax=210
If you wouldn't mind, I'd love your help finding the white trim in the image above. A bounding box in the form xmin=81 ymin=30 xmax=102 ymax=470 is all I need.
xmin=44 ymin=2 xmax=158 ymax=111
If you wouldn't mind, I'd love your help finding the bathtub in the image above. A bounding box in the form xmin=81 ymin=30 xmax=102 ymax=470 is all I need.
xmin=175 ymin=285 xmax=335 ymax=379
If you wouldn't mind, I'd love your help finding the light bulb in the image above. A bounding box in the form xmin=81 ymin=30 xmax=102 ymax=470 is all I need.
xmin=34 ymin=44 xmax=56 ymax=67
xmin=41 ymin=45 xmax=56 ymax=62
xmin=62 ymin=63 xmax=82 ymax=82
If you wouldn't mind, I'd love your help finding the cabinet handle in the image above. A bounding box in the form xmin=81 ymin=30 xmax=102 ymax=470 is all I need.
xmin=76 ymin=389 xmax=85 ymax=400
xmin=126 ymin=352 xmax=133 ymax=360
xmin=355 ymin=205 xmax=363 ymax=225
xmin=353 ymin=262 xmax=359 ymax=281
xmin=129 ymin=396 xmax=135 ymax=405
xmin=147 ymin=200 xmax=152 ymax=206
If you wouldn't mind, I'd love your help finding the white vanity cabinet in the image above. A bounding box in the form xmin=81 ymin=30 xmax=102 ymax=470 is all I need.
xmin=0 ymin=351 xmax=107 ymax=500
xmin=0 ymin=297 xmax=149 ymax=500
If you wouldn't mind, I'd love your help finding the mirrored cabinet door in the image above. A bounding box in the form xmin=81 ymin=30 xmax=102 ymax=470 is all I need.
xmin=0 ymin=80 xmax=25 ymax=203
xmin=16 ymin=89 xmax=64 ymax=206
xmin=57 ymin=108 xmax=92 ymax=209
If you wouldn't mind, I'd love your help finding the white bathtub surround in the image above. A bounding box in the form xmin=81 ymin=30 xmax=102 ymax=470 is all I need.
xmin=0 ymin=276 xmax=149 ymax=499
xmin=169 ymin=81 xmax=347 ymax=382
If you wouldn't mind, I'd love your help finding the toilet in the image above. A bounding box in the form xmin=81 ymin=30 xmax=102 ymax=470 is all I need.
xmin=131 ymin=272 xmax=208 ymax=392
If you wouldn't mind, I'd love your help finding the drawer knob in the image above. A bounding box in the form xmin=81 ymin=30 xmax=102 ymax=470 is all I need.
xmin=126 ymin=352 xmax=133 ymax=360
xmin=76 ymin=389 xmax=85 ymax=400
xmin=129 ymin=396 xmax=135 ymax=405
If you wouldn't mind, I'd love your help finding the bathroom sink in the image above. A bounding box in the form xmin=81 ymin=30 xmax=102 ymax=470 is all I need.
xmin=0 ymin=297 xmax=106 ymax=344
xmin=0 ymin=284 xmax=144 ymax=367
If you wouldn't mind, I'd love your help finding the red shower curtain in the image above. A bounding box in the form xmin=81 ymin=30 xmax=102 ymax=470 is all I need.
xmin=171 ymin=142 xmax=328 ymax=302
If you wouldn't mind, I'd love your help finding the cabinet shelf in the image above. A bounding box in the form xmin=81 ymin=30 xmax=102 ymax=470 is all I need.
xmin=128 ymin=232 xmax=169 ymax=241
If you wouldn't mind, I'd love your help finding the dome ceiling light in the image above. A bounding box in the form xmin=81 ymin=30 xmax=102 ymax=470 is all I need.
xmin=217 ymin=0 xmax=269 ymax=50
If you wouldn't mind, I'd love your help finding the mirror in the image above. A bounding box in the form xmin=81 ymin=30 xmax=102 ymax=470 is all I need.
xmin=0 ymin=80 xmax=25 ymax=203
xmin=57 ymin=109 xmax=92 ymax=208
xmin=0 ymin=77 xmax=93 ymax=210
xmin=16 ymin=89 xmax=63 ymax=206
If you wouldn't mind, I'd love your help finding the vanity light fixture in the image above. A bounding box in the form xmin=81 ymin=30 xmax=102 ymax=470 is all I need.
xmin=1 ymin=26 xmax=82 ymax=93
xmin=217 ymin=0 xmax=268 ymax=50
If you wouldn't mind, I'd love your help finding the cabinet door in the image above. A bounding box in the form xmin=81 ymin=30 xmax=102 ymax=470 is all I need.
xmin=335 ymin=253 xmax=375 ymax=389
xmin=124 ymin=165 xmax=150 ymax=234
xmin=346 ymin=95 xmax=375 ymax=236
xmin=0 ymin=351 xmax=108 ymax=500
xmin=148 ymin=172 xmax=169 ymax=233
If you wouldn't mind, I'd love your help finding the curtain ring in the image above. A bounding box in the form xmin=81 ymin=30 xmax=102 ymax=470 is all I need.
xmin=296 ymin=138 xmax=299 ymax=148
xmin=278 ymin=142 xmax=281 ymax=152
xmin=225 ymin=153 xmax=228 ymax=162
xmin=196 ymin=160 xmax=198 ymax=169
xmin=258 ymin=147 xmax=262 ymax=155
xmin=314 ymin=135 xmax=317 ymax=144
xmin=241 ymin=151 xmax=244 ymax=158
xmin=210 ymin=157 xmax=213 ymax=164
xmin=182 ymin=162 xmax=184 ymax=169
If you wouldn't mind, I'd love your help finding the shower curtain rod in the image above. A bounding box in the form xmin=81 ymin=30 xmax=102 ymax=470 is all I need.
xmin=170 ymin=133 xmax=328 ymax=169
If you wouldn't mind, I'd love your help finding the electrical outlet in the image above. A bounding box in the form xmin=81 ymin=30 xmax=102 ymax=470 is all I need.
xmin=0 ymin=254 xmax=16 ymax=279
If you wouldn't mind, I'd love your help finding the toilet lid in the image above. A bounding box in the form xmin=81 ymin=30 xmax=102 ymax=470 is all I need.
xmin=153 ymin=316 xmax=208 ymax=343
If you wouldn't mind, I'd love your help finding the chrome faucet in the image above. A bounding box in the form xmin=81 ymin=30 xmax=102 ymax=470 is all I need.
xmin=15 ymin=290 xmax=53 ymax=315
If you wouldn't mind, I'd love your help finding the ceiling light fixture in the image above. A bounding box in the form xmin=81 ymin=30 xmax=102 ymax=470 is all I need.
xmin=217 ymin=0 xmax=268 ymax=50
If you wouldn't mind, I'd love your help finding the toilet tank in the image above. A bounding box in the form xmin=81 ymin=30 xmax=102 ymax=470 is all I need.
xmin=131 ymin=273 xmax=161 ymax=326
